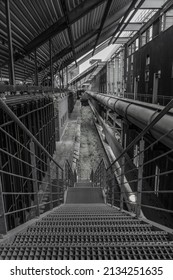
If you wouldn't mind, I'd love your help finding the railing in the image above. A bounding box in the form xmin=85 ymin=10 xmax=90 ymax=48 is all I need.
xmin=91 ymin=98 xmax=173 ymax=229
xmin=0 ymin=84 xmax=68 ymax=94
xmin=0 ymin=97 xmax=75 ymax=235
xmin=123 ymin=92 xmax=172 ymax=106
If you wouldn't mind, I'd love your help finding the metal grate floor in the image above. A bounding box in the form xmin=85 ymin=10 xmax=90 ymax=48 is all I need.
xmin=0 ymin=204 xmax=173 ymax=260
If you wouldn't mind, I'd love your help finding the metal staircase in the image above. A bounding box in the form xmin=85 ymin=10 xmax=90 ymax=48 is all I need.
xmin=1 ymin=96 xmax=173 ymax=260
xmin=0 ymin=185 xmax=173 ymax=260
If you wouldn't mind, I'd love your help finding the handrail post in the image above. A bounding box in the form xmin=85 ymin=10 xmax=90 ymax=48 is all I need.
xmin=30 ymin=140 xmax=40 ymax=217
xmin=0 ymin=175 xmax=7 ymax=235
xmin=47 ymin=158 xmax=53 ymax=210
xmin=136 ymin=138 xmax=145 ymax=218
xmin=120 ymin=156 xmax=125 ymax=211
xmin=56 ymin=166 xmax=59 ymax=203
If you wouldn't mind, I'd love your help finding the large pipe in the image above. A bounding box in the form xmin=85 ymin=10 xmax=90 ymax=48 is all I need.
xmin=87 ymin=91 xmax=173 ymax=149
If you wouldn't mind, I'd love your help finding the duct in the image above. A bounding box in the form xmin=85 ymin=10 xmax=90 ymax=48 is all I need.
xmin=89 ymin=100 xmax=137 ymax=214
xmin=88 ymin=91 xmax=173 ymax=149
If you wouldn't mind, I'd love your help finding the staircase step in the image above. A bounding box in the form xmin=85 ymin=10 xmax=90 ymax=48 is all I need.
xmin=66 ymin=188 xmax=104 ymax=204
xmin=0 ymin=204 xmax=173 ymax=260
xmin=75 ymin=181 xmax=93 ymax=188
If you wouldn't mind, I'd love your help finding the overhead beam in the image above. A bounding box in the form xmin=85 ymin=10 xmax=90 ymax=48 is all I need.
xmin=111 ymin=0 xmax=146 ymax=44
xmin=60 ymin=0 xmax=77 ymax=67
xmin=109 ymin=0 xmax=143 ymax=45
xmin=24 ymin=0 xmax=106 ymax=54
xmin=5 ymin=0 xmax=15 ymax=85
xmin=92 ymin=0 xmax=113 ymax=56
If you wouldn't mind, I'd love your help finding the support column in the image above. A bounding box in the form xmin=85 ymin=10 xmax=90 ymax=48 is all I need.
xmin=49 ymin=39 xmax=53 ymax=88
xmin=66 ymin=67 xmax=68 ymax=88
xmin=34 ymin=49 xmax=38 ymax=86
xmin=120 ymin=156 xmax=125 ymax=211
xmin=47 ymin=158 xmax=53 ymax=210
xmin=30 ymin=140 xmax=40 ymax=217
xmin=61 ymin=68 xmax=64 ymax=89
xmin=136 ymin=138 xmax=145 ymax=218
xmin=5 ymin=0 xmax=15 ymax=85
xmin=106 ymin=62 xmax=109 ymax=93
xmin=114 ymin=57 xmax=119 ymax=94
xmin=0 ymin=175 xmax=7 ymax=235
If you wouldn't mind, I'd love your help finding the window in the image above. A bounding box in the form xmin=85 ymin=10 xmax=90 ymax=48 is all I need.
xmin=128 ymin=45 xmax=131 ymax=56
xmin=148 ymin=26 xmax=153 ymax=42
xmin=131 ymin=55 xmax=134 ymax=71
xmin=145 ymin=70 xmax=150 ymax=82
xmin=161 ymin=8 xmax=173 ymax=31
xmin=146 ymin=55 xmax=150 ymax=65
xmin=131 ymin=42 xmax=135 ymax=53
xmin=141 ymin=32 xmax=146 ymax=46
xmin=126 ymin=57 xmax=129 ymax=73
xmin=165 ymin=9 xmax=173 ymax=30
xmin=135 ymin=38 xmax=139 ymax=50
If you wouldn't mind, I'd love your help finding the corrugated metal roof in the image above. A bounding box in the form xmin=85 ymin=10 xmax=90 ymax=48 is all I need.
xmin=0 ymin=0 xmax=164 ymax=84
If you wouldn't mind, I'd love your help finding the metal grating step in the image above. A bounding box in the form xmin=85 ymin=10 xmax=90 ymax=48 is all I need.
xmin=26 ymin=224 xmax=153 ymax=234
xmin=34 ymin=219 xmax=144 ymax=226
xmin=0 ymin=203 xmax=172 ymax=260
xmin=12 ymin=231 xmax=171 ymax=245
xmin=0 ymin=244 xmax=173 ymax=260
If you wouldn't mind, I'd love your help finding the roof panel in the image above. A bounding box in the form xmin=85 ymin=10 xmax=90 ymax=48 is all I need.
xmin=67 ymin=0 xmax=86 ymax=12
xmin=108 ymin=0 xmax=132 ymax=17
xmin=71 ymin=2 xmax=106 ymax=41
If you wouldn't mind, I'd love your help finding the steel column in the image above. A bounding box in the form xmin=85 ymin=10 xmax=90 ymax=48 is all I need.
xmin=120 ymin=156 xmax=125 ymax=211
xmin=47 ymin=158 xmax=53 ymax=210
xmin=49 ymin=39 xmax=53 ymax=88
xmin=34 ymin=49 xmax=38 ymax=86
xmin=5 ymin=0 xmax=15 ymax=85
xmin=136 ymin=138 xmax=145 ymax=218
xmin=30 ymin=140 xmax=40 ymax=217
xmin=0 ymin=173 xmax=7 ymax=235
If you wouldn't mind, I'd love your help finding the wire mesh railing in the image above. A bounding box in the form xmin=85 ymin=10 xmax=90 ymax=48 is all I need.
xmin=0 ymin=97 xmax=75 ymax=235
xmin=91 ymin=98 xmax=173 ymax=229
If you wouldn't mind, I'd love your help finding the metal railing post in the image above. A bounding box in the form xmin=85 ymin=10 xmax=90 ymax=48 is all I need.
xmin=30 ymin=140 xmax=40 ymax=217
xmin=120 ymin=156 xmax=125 ymax=211
xmin=136 ymin=138 xmax=145 ymax=218
xmin=55 ymin=166 xmax=59 ymax=204
xmin=0 ymin=175 xmax=7 ymax=235
xmin=47 ymin=158 xmax=53 ymax=210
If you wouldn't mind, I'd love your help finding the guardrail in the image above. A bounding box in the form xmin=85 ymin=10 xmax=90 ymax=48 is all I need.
xmin=123 ymin=92 xmax=172 ymax=106
xmin=91 ymin=98 xmax=173 ymax=229
xmin=0 ymin=97 xmax=75 ymax=235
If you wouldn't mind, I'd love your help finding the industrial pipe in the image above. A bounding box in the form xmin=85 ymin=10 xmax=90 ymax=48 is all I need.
xmin=87 ymin=91 xmax=173 ymax=149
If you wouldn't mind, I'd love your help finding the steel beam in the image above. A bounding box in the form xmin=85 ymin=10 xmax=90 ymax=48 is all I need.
xmin=112 ymin=0 xmax=146 ymax=44
xmin=5 ymin=0 xmax=15 ymax=85
xmin=92 ymin=0 xmax=113 ymax=56
xmin=24 ymin=0 xmax=106 ymax=54
xmin=49 ymin=39 xmax=53 ymax=87
xmin=60 ymin=0 xmax=77 ymax=67
xmin=34 ymin=49 xmax=38 ymax=86
xmin=109 ymin=0 xmax=145 ymax=45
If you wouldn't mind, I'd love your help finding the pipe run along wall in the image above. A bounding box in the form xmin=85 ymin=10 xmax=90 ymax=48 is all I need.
xmin=87 ymin=91 xmax=173 ymax=150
